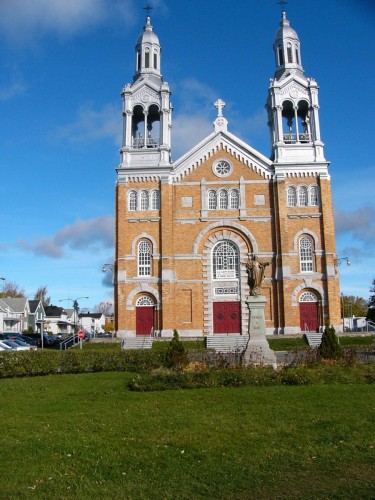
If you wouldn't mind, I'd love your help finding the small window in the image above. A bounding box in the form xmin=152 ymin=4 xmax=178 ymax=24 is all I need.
xmin=129 ymin=190 xmax=137 ymax=211
xmin=299 ymin=236 xmax=314 ymax=272
xmin=299 ymin=186 xmax=308 ymax=207
xmin=299 ymin=291 xmax=317 ymax=302
xmin=287 ymin=186 xmax=297 ymax=207
xmin=208 ymin=190 xmax=217 ymax=210
xmin=287 ymin=43 xmax=293 ymax=63
xmin=230 ymin=189 xmax=239 ymax=209
xmin=138 ymin=240 xmax=151 ymax=276
xmin=310 ymin=186 xmax=319 ymax=206
xmin=219 ymin=190 xmax=228 ymax=209
xmin=151 ymin=190 xmax=160 ymax=210
xmin=153 ymin=52 xmax=158 ymax=70
xmin=140 ymin=190 xmax=149 ymax=210
xmin=145 ymin=49 xmax=150 ymax=68
xmin=295 ymin=45 xmax=300 ymax=65
xmin=137 ymin=51 xmax=141 ymax=71
xmin=278 ymin=45 xmax=284 ymax=66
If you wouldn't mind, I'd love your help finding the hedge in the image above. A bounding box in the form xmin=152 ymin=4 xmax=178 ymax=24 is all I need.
xmin=0 ymin=349 xmax=169 ymax=378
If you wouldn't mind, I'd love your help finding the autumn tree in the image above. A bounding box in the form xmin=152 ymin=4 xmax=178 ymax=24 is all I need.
xmin=341 ymin=295 xmax=368 ymax=318
xmin=0 ymin=281 xmax=25 ymax=298
xmin=34 ymin=285 xmax=51 ymax=307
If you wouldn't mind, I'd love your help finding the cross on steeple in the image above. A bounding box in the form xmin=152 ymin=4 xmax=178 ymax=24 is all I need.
xmin=214 ymin=98 xmax=226 ymax=117
xmin=277 ymin=0 xmax=288 ymax=12
xmin=143 ymin=3 xmax=153 ymax=15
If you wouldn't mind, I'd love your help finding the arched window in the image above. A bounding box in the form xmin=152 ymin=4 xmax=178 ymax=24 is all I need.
xmin=208 ymin=190 xmax=217 ymax=210
xmin=298 ymin=186 xmax=308 ymax=206
xmin=140 ymin=190 xmax=149 ymax=210
xmin=138 ymin=240 xmax=151 ymax=276
xmin=299 ymin=291 xmax=317 ymax=302
xmin=151 ymin=190 xmax=160 ymax=210
xmin=129 ymin=190 xmax=137 ymax=211
xmin=310 ymin=186 xmax=319 ymax=206
xmin=153 ymin=51 xmax=158 ymax=69
xmin=287 ymin=43 xmax=293 ymax=63
xmin=136 ymin=295 xmax=154 ymax=306
xmin=230 ymin=189 xmax=239 ymax=209
xmin=277 ymin=44 xmax=284 ymax=66
xmin=295 ymin=45 xmax=300 ymax=65
xmin=287 ymin=186 xmax=297 ymax=207
xmin=212 ymin=241 xmax=239 ymax=280
xmin=137 ymin=51 xmax=141 ymax=71
xmin=219 ymin=190 xmax=228 ymax=209
xmin=145 ymin=48 xmax=150 ymax=68
xmin=299 ymin=236 xmax=314 ymax=272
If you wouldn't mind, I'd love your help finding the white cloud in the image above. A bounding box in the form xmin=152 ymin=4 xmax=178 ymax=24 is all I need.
xmin=55 ymin=103 xmax=121 ymax=144
xmin=335 ymin=207 xmax=375 ymax=248
xmin=19 ymin=215 xmax=114 ymax=258
xmin=0 ymin=0 xmax=136 ymax=42
xmin=172 ymin=115 xmax=213 ymax=160
xmin=0 ymin=66 xmax=26 ymax=100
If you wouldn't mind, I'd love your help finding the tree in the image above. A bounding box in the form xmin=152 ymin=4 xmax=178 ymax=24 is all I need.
xmin=95 ymin=301 xmax=113 ymax=316
xmin=0 ymin=281 xmax=25 ymax=298
xmin=318 ymin=323 xmax=342 ymax=360
xmin=366 ymin=278 xmax=375 ymax=322
xmin=34 ymin=285 xmax=51 ymax=307
xmin=341 ymin=295 xmax=368 ymax=318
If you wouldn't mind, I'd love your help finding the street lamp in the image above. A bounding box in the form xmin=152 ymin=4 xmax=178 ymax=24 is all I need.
xmin=334 ymin=256 xmax=350 ymax=274
xmin=59 ymin=296 xmax=89 ymax=341
xmin=102 ymin=263 xmax=114 ymax=273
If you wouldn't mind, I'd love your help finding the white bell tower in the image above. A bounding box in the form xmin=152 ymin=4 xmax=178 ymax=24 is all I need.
xmin=266 ymin=10 xmax=325 ymax=164
xmin=119 ymin=14 xmax=172 ymax=169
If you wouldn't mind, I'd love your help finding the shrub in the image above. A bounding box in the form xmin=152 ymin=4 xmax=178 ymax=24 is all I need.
xmin=167 ymin=330 xmax=189 ymax=369
xmin=319 ymin=323 xmax=343 ymax=360
xmin=0 ymin=349 xmax=169 ymax=378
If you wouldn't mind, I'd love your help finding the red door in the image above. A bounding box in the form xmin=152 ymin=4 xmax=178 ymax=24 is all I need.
xmin=213 ymin=302 xmax=241 ymax=334
xmin=299 ymin=302 xmax=318 ymax=332
xmin=136 ymin=307 xmax=154 ymax=335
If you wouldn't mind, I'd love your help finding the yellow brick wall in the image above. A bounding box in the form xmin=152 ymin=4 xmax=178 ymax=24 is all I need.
xmin=115 ymin=150 xmax=341 ymax=336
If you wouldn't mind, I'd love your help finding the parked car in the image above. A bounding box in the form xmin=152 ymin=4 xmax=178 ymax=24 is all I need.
xmin=0 ymin=341 xmax=13 ymax=351
xmin=1 ymin=339 xmax=31 ymax=351
xmin=12 ymin=339 xmax=36 ymax=351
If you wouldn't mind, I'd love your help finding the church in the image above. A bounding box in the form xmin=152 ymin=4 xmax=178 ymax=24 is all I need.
xmin=114 ymin=9 xmax=341 ymax=338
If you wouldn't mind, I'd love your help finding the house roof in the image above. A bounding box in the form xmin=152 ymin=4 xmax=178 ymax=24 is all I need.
xmin=0 ymin=297 xmax=28 ymax=313
xmin=44 ymin=305 xmax=65 ymax=317
xmin=79 ymin=313 xmax=103 ymax=319
xmin=28 ymin=299 xmax=40 ymax=313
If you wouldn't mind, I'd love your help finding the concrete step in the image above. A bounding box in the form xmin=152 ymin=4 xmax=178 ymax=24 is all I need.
xmin=305 ymin=332 xmax=323 ymax=347
xmin=205 ymin=334 xmax=249 ymax=353
xmin=121 ymin=337 xmax=154 ymax=350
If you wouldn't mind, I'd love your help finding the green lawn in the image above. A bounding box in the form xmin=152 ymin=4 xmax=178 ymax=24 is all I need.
xmin=1 ymin=372 xmax=374 ymax=499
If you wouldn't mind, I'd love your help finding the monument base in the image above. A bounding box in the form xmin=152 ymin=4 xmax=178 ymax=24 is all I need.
xmin=243 ymin=295 xmax=277 ymax=368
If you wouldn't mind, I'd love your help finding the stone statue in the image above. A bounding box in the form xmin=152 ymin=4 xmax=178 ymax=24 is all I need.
xmin=242 ymin=255 xmax=269 ymax=296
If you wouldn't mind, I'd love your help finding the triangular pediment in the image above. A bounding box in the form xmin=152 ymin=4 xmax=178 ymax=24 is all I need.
xmin=171 ymin=130 xmax=273 ymax=182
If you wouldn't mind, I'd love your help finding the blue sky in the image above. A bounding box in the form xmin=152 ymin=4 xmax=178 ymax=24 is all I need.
xmin=0 ymin=0 xmax=374 ymax=312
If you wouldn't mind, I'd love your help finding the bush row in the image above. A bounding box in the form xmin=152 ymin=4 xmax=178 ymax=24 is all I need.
xmin=0 ymin=349 xmax=169 ymax=378
xmin=129 ymin=363 xmax=375 ymax=391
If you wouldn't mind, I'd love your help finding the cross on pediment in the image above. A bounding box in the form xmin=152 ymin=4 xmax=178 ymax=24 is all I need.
xmin=214 ymin=98 xmax=226 ymax=117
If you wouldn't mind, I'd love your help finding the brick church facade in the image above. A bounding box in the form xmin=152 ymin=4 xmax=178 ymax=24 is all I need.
xmin=114 ymin=11 xmax=341 ymax=338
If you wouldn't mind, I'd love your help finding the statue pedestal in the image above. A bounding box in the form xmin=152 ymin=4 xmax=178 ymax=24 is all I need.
xmin=243 ymin=296 xmax=277 ymax=368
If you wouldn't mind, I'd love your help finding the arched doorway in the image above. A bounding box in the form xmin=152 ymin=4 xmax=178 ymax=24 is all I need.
xmin=299 ymin=291 xmax=319 ymax=332
xmin=136 ymin=295 xmax=155 ymax=335
xmin=212 ymin=241 xmax=241 ymax=334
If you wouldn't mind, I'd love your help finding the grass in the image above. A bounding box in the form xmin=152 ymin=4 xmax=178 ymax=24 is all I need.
xmin=1 ymin=371 xmax=374 ymax=499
